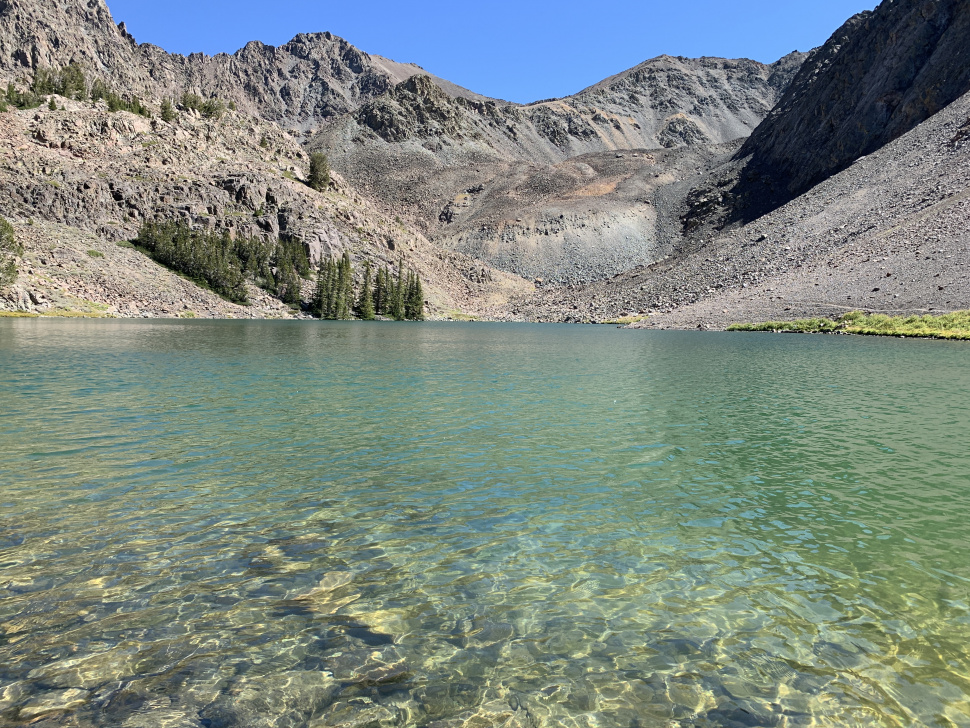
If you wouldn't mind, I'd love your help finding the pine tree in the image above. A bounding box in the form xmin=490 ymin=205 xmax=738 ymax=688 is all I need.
xmin=48 ymin=96 xmax=56 ymax=111
xmin=0 ymin=217 xmax=22 ymax=287
xmin=405 ymin=269 xmax=425 ymax=320
xmin=356 ymin=262 xmax=375 ymax=320
xmin=373 ymin=266 xmax=386 ymax=316
xmin=313 ymin=259 xmax=328 ymax=318
xmin=325 ymin=258 xmax=339 ymax=319
xmin=308 ymin=152 xmax=330 ymax=192
xmin=160 ymin=98 xmax=176 ymax=122
xmin=389 ymin=255 xmax=406 ymax=321
xmin=278 ymin=259 xmax=301 ymax=306
xmin=337 ymin=251 xmax=353 ymax=319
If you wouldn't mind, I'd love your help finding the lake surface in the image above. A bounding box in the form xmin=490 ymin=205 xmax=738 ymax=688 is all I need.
xmin=2 ymin=320 xmax=970 ymax=727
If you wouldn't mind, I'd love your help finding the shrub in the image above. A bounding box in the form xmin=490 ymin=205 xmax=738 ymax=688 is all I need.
xmin=5 ymin=82 xmax=41 ymax=111
xmin=179 ymin=93 xmax=226 ymax=120
xmin=728 ymin=310 xmax=970 ymax=339
xmin=200 ymin=98 xmax=226 ymax=120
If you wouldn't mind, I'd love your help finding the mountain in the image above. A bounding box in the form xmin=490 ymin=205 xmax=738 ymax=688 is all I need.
xmin=510 ymin=0 xmax=970 ymax=324
xmin=0 ymin=0 xmax=486 ymax=131
xmin=309 ymin=54 xmax=805 ymax=283
xmin=0 ymin=0 xmax=527 ymax=318
xmin=1 ymin=0 xmax=966 ymax=328
xmin=510 ymin=84 xmax=970 ymax=325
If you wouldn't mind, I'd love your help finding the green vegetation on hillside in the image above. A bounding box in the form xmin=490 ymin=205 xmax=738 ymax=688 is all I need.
xmin=31 ymin=65 xmax=87 ymax=100
xmin=728 ymin=310 xmax=970 ymax=340
xmin=91 ymin=79 xmax=151 ymax=117
xmin=0 ymin=217 xmax=22 ymax=287
xmin=0 ymin=66 xmax=227 ymax=121
xmin=0 ymin=65 xmax=151 ymax=116
xmin=313 ymin=252 xmax=424 ymax=321
xmin=160 ymin=99 xmax=176 ymax=122
xmin=179 ymin=93 xmax=227 ymax=120
xmin=134 ymin=221 xmax=310 ymax=306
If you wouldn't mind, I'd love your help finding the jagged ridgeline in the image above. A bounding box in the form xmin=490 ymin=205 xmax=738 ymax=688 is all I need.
xmin=314 ymin=252 xmax=424 ymax=321
xmin=134 ymin=221 xmax=310 ymax=306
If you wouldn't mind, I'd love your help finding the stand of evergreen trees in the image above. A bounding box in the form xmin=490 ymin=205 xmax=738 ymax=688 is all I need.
xmin=0 ymin=65 xmax=227 ymax=121
xmin=314 ymin=253 xmax=424 ymax=320
xmin=0 ymin=65 xmax=151 ymax=116
xmin=134 ymin=221 xmax=310 ymax=306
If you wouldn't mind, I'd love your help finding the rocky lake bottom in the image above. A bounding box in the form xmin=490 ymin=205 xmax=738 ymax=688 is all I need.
xmin=1 ymin=320 xmax=970 ymax=727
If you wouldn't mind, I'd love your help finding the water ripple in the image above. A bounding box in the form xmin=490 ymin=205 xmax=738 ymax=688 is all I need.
xmin=1 ymin=321 xmax=970 ymax=726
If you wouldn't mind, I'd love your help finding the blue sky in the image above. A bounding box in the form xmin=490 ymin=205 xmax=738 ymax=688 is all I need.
xmin=105 ymin=0 xmax=876 ymax=104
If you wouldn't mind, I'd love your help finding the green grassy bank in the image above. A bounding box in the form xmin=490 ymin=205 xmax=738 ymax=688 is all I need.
xmin=728 ymin=310 xmax=970 ymax=340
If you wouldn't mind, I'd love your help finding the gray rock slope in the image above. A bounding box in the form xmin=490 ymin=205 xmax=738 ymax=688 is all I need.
xmin=511 ymin=85 xmax=970 ymax=324
xmin=310 ymin=55 xmax=805 ymax=282
xmin=728 ymin=0 xmax=970 ymax=220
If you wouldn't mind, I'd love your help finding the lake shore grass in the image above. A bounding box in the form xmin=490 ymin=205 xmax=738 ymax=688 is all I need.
xmin=728 ymin=310 xmax=970 ymax=340
xmin=0 ymin=310 xmax=114 ymax=318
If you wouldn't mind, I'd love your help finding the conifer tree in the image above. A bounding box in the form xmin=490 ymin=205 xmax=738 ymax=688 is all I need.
xmin=308 ymin=152 xmax=330 ymax=192
xmin=278 ymin=259 xmax=301 ymax=306
xmin=405 ymin=269 xmax=425 ymax=320
xmin=160 ymin=98 xmax=176 ymax=122
xmin=313 ymin=259 xmax=328 ymax=318
xmin=0 ymin=217 xmax=22 ymax=287
xmin=373 ymin=266 xmax=385 ymax=316
xmin=325 ymin=258 xmax=339 ymax=319
xmin=337 ymin=251 xmax=353 ymax=319
xmin=357 ymin=261 xmax=375 ymax=320
xmin=389 ymin=255 xmax=406 ymax=320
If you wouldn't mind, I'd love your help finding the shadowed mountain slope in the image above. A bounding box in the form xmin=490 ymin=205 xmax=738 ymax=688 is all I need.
xmin=727 ymin=0 xmax=970 ymax=220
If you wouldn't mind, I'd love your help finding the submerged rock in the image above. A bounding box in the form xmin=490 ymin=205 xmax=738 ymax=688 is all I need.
xmin=200 ymin=670 xmax=337 ymax=728
xmin=310 ymin=697 xmax=402 ymax=728
xmin=17 ymin=688 xmax=90 ymax=719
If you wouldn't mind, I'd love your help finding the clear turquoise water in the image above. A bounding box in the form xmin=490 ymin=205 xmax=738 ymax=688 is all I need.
xmin=2 ymin=320 xmax=970 ymax=727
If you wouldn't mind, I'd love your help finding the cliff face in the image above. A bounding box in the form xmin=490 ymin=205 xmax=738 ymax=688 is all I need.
xmin=731 ymin=0 xmax=970 ymax=218
xmin=0 ymin=0 xmax=144 ymax=88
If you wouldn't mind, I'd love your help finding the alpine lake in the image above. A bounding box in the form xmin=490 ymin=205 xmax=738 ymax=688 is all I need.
xmin=2 ymin=319 xmax=970 ymax=728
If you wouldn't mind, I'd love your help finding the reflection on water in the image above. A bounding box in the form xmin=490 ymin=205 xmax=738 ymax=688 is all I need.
xmin=1 ymin=320 xmax=970 ymax=727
